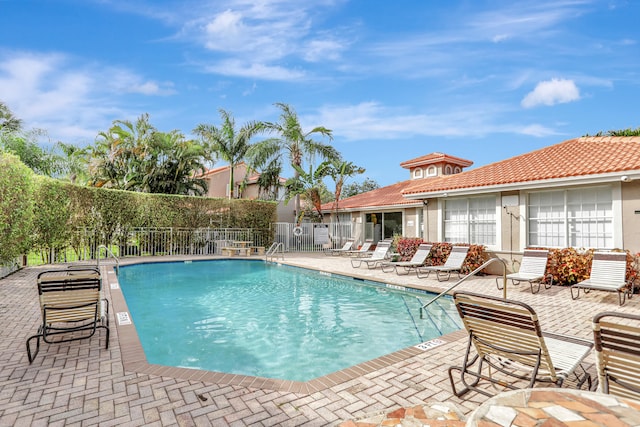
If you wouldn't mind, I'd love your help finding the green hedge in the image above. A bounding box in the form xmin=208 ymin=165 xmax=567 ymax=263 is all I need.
xmin=0 ymin=152 xmax=277 ymax=265
xmin=0 ymin=153 xmax=35 ymax=264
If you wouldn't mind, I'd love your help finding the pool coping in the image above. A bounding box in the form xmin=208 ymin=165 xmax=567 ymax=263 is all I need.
xmin=105 ymin=256 xmax=467 ymax=395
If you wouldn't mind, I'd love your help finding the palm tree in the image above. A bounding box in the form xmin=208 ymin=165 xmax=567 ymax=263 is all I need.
xmin=248 ymin=103 xmax=340 ymax=216
xmin=53 ymin=141 xmax=89 ymax=184
xmin=284 ymin=162 xmax=332 ymax=223
xmin=89 ymin=114 xmax=211 ymax=195
xmin=325 ymin=160 xmax=365 ymax=219
xmin=193 ymin=109 xmax=263 ymax=199
xmin=0 ymin=101 xmax=23 ymax=133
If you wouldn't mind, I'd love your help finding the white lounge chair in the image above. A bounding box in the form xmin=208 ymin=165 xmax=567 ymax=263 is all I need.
xmin=381 ymin=243 xmax=432 ymax=275
xmin=416 ymin=246 xmax=469 ymax=281
xmin=593 ymin=311 xmax=640 ymax=400
xmin=351 ymin=241 xmax=391 ymax=269
xmin=571 ymin=251 xmax=633 ymax=306
xmin=496 ymin=249 xmax=553 ymax=294
xmin=344 ymin=241 xmax=372 ymax=257
xmin=449 ymin=291 xmax=592 ymax=398
xmin=324 ymin=240 xmax=354 ymax=256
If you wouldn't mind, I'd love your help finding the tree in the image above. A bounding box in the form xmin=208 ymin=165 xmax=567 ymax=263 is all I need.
xmin=248 ymin=103 xmax=340 ymax=215
xmin=342 ymin=178 xmax=380 ymax=198
xmin=0 ymin=101 xmax=23 ymax=133
xmin=255 ymin=156 xmax=283 ymax=200
xmin=586 ymin=126 xmax=640 ymax=137
xmin=140 ymin=130 xmax=209 ymax=195
xmin=284 ymin=162 xmax=332 ymax=223
xmin=193 ymin=109 xmax=264 ymax=199
xmin=89 ymin=114 xmax=211 ymax=195
xmin=0 ymin=129 xmax=56 ymax=176
xmin=324 ymin=160 xmax=365 ymax=219
xmin=52 ymin=141 xmax=90 ymax=185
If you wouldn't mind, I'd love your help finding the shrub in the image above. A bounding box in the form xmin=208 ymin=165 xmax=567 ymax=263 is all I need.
xmin=546 ymin=248 xmax=638 ymax=290
xmin=0 ymin=152 xmax=35 ymax=265
xmin=394 ymin=239 xmax=488 ymax=274
xmin=395 ymin=237 xmax=423 ymax=261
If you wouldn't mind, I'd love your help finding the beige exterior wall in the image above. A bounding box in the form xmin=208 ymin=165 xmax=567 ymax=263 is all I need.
xmin=404 ymin=208 xmax=418 ymax=237
xmin=621 ymin=180 xmax=640 ymax=254
xmin=204 ymin=164 xmax=249 ymax=199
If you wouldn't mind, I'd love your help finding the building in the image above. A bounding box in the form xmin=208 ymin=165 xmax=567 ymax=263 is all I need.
xmin=322 ymin=136 xmax=640 ymax=256
xmin=200 ymin=162 xmax=296 ymax=222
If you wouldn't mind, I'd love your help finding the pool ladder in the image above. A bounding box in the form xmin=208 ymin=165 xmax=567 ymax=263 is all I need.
xmin=97 ymin=244 xmax=120 ymax=275
xmin=419 ymin=257 xmax=508 ymax=318
xmin=265 ymin=242 xmax=285 ymax=261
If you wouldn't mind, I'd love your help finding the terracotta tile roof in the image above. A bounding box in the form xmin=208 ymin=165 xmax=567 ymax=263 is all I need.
xmin=321 ymin=180 xmax=420 ymax=211
xmin=200 ymin=163 xmax=246 ymax=178
xmin=402 ymin=136 xmax=640 ymax=196
xmin=399 ymin=152 xmax=473 ymax=169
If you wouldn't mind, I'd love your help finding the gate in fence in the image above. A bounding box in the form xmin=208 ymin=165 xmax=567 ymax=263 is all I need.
xmin=272 ymin=222 xmax=357 ymax=252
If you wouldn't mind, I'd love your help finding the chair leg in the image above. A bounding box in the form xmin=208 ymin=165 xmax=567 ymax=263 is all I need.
xmin=530 ymin=280 xmax=540 ymax=294
xmin=26 ymin=333 xmax=42 ymax=364
xmin=570 ymin=285 xmax=580 ymax=300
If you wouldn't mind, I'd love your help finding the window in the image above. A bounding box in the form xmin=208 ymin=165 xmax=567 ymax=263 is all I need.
xmin=426 ymin=166 xmax=437 ymax=176
xmin=444 ymin=196 xmax=496 ymax=245
xmin=444 ymin=165 xmax=453 ymax=175
xmin=528 ymin=186 xmax=613 ymax=248
xmin=413 ymin=168 xmax=423 ymax=179
xmin=365 ymin=211 xmax=403 ymax=241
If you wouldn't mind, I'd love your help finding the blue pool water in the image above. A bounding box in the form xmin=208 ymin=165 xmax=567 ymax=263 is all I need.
xmin=118 ymin=260 xmax=461 ymax=381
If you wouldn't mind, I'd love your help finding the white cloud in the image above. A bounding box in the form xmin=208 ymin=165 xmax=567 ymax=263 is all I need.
xmin=521 ymin=78 xmax=581 ymax=108
xmin=205 ymin=59 xmax=305 ymax=81
xmin=519 ymin=123 xmax=560 ymax=137
xmin=309 ymin=101 xmax=510 ymax=141
xmin=0 ymin=50 xmax=175 ymax=144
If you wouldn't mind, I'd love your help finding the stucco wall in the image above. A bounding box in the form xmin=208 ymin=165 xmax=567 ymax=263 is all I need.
xmin=621 ymin=180 xmax=640 ymax=254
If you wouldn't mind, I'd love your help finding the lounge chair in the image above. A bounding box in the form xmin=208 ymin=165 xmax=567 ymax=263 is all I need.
xmin=416 ymin=245 xmax=469 ymax=281
xmin=496 ymin=249 xmax=553 ymax=294
xmin=448 ymin=291 xmax=592 ymax=398
xmin=324 ymin=240 xmax=354 ymax=256
xmin=381 ymin=243 xmax=432 ymax=275
xmin=344 ymin=241 xmax=372 ymax=257
xmin=351 ymin=241 xmax=391 ymax=268
xmin=26 ymin=267 xmax=110 ymax=363
xmin=571 ymin=251 xmax=633 ymax=306
xmin=593 ymin=312 xmax=640 ymax=400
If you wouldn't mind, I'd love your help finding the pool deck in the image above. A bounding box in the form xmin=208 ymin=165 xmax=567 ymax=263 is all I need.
xmin=1 ymin=253 xmax=638 ymax=426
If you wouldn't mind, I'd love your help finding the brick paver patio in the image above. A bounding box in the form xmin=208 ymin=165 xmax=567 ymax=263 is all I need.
xmin=1 ymin=253 xmax=637 ymax=426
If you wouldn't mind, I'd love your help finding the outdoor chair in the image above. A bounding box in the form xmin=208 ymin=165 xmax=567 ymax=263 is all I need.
xmin=449 ymin=291 xmax=592 ymax=398
xmin=593 ymin=312 xmax=640 ymax=400
xmin=381 ymin=243 xmax=432 ymax=275
xmin=26 ymin=267 xmax=110 ymax=363
xmin=496 ymin=249 xmax=553 ymax=294
xmin=344 ymin=241 xmax=372 ymax=257
xmin=324 ymin=240 xmax=354 ymax=256
xmin=351 ymin=241 xmax=391 ymax=269
xmin=571 ymin=251 xmax=633 ymax=306
xmin=416 ymin=246 xmax=469 ymax=281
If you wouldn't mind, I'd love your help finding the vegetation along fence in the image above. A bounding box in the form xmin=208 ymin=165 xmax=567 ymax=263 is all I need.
xmin=25 ymin=223 xmax=358 ymax=266
xmin=27 ymin=228 xmax=271 ymax=266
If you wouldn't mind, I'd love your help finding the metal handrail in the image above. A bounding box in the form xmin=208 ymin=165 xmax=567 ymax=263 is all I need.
xmin=265 ymin=242 xmax=284 ymax=261
xmin=97 ymin=244 xmax=120 ymax=275
xmin=419 ymin=257 xmax=508 ymax=318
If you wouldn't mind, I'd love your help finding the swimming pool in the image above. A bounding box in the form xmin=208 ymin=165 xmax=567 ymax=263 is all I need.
xmin=117 ymin=259 xmax=461 ymax=382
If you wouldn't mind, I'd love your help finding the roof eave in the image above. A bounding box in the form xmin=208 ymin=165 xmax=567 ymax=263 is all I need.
xmin=322 ymin=202 xmax=422 ymax=213
xmin=402 ymin=172 xmax=640 ymax=199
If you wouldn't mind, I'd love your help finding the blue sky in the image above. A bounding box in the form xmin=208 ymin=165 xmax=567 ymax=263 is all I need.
xmin=1 ymin=0 xmax=639 ymax=186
